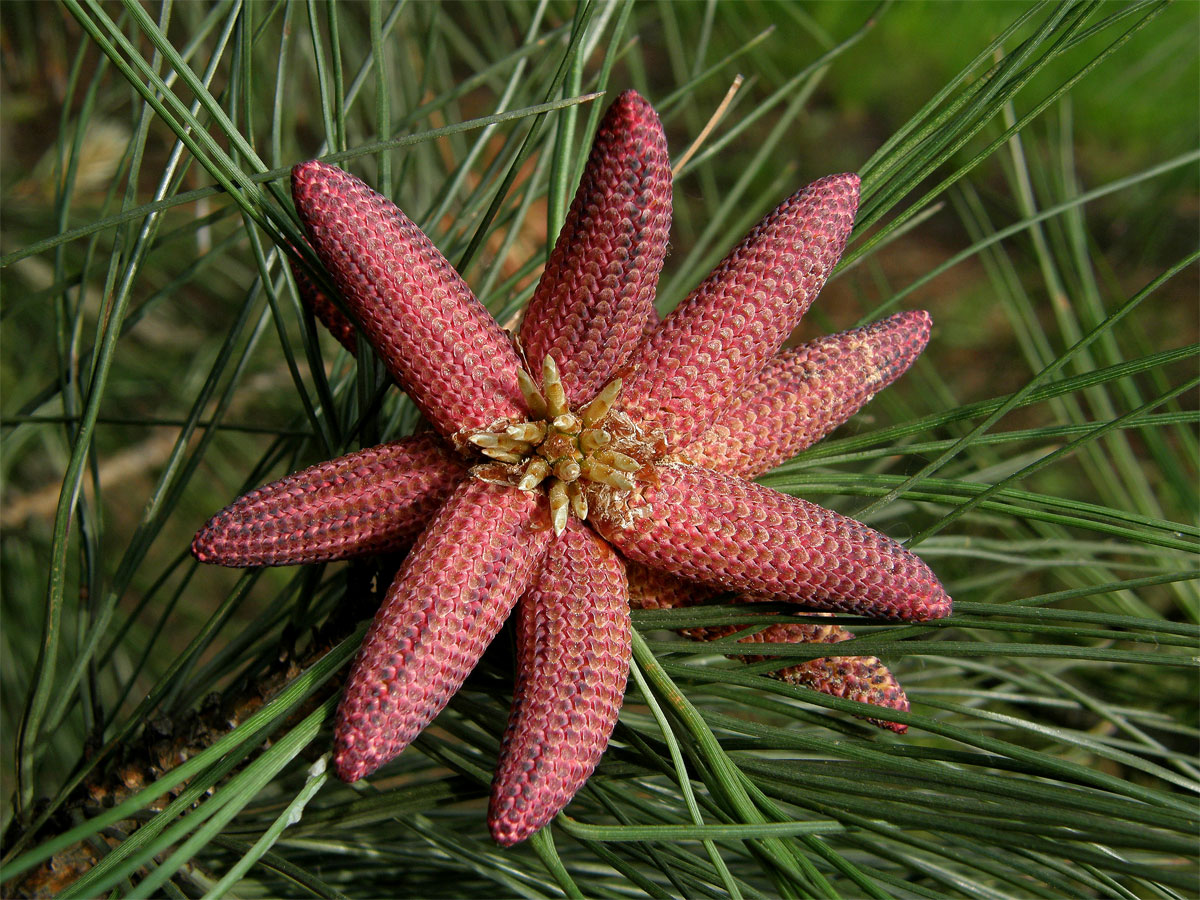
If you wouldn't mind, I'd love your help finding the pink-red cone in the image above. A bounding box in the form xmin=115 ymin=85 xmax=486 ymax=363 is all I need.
xmin=594 ymin=464 xmax=950 ymax=622
xmin=623 ymin=310 xmax=933 ymax=726
xmin=292 ymin=161 xmax=528 ymax=438
xmin=192 ymin=434 xmax=464 ymax=567
xmin=288 ymin=256 xmax=359 ymax=354
xmin=686 ymin=310 xmax=932 ymax=475
xmin=334 ymin=479 xmax=552 ymax=782
xmin=624 ymin=562 xmax=911 ymax=731
xmin=618 ymin=174 xmax=860 ymax=448
xmin=519 ymin=90 xmax=671 ymax=405
xmin=489 ymin=519 xmax=630 ymax=845
xmin=192 ymin=90 xmax=951 ymax=847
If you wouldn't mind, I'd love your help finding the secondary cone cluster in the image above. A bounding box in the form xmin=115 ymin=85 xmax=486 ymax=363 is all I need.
xmin=192 ymin=89 xmax=951 ymax=846
xmin=468 ymin=355 xmax=661 ymax=536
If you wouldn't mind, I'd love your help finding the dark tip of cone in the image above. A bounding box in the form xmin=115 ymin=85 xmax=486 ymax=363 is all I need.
xmin=291 ymin=159 xmax=324 ymax=181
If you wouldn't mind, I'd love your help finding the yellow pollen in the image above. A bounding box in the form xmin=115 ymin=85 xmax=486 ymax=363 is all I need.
xmin=466 ymin=354 xmax=657 ymax=535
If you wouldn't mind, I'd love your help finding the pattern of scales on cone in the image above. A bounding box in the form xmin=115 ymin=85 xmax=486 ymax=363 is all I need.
xmin=193 ymin=89 xmax=951 ymax=845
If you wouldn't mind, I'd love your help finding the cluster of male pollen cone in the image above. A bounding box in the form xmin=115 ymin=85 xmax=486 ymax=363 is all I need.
xmin=192 ymin=89 xmax=951 ymax=846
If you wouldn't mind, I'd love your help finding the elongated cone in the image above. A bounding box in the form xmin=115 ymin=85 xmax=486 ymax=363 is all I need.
xmin=334 ymin=479 xmax=553 ymax=781
xmin=618 ymin=174 xmax=859 ymax=450
xmin=192 ymin=434 xmax=465 ymax=566
xmin=686 ymin=310 xmax=933 ymax=476
xmin=594 ymin=464 xmax=950 ymax=621
xmin=620 ymin=308 xmax=931 ymax=727
xmin=681 ymin=609 xmax=908 ymax=732
xmin=624 ymin=561 xmax=909 ymax=730
xmin=769 ymin=648 xmax=909 ymax=729
xmin=519 ymin=90 xmax=672 ymax=404
xmin=288 ymin=255 xmax=360 ymax=354
xmin=292 ymin=161 xmax=528 ymax=440
xmin=489 ymin=519 xmax=631 ymax=845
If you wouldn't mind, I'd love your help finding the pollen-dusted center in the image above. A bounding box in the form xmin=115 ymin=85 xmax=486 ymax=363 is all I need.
xmin=465 ymin=355 xmax=662 ymax=534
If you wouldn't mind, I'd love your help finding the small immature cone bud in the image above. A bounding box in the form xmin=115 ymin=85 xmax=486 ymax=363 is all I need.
xmin=619 ymin=174 xmax=860 ymax=450
xmin=685 ymin=310 xmax=933 ymax=477
xmin=519 ymin=90 xmax=672 ymax=405
xmin=542 ymin=355 xmax=568 ymax=417
xmin=518 ymin=458 xmax=551 ymax=491
xmin=582 ymin=379 xmax=622 ymax=428
xmin=489 ymin=519 xmax=631 ymax=846
xmin=192 ymin=434 xmax=465 ymax=566
xmin=594 ymin=465 xmax=951 ymax=621
xmin=292 ymin=161 xmax=528 ymax=439
xmin=517 ymin=368 xmax=550 ymax=421
xmin=334 ymin=479 xmax=553 ymax=782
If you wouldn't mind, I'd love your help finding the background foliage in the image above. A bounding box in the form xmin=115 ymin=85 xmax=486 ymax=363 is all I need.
xmin=2 ymin=1 xmax=1197 ymax=896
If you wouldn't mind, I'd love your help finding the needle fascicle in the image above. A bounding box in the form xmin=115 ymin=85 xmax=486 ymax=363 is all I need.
xmin=595 ymin=449 xmax=641 ymax=473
